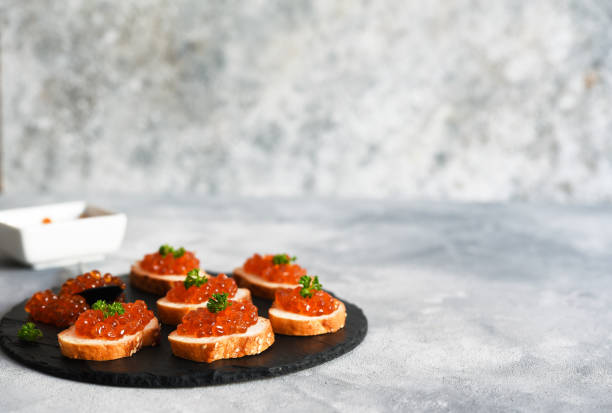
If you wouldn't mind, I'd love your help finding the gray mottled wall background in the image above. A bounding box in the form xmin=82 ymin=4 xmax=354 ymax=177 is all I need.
xmin=1 ymin=0 xmax=611 ymax=201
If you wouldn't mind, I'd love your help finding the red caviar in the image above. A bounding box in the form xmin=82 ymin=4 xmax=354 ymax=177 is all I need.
xmin=24 ymin=271 xmax=126 ymax=327
xmin=243 ymin=254 xmax=306 ymax=284
xmin=166 ymin=274 xmax=238 ymax=303
xmin=59 ymin=270 xmax=126 ymax=296
xmin=274 ymin=287 xmax=339 ymax=316
xmin=74 ymin=300 xmax=154 ymax=340
xmin=140 ymin=251 xmax=199 ymax=275
xmin=25 ymin=290 xmax=89 ymax=327
xmin=176 ymin=302 xmax=258 ymax=337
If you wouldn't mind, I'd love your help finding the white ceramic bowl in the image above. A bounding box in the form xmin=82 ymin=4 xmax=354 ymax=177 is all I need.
xmin=0 ymin=201 xmax=127 ymax=269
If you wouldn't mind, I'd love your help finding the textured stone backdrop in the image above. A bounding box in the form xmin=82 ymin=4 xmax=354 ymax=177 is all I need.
xmin=1 ymin=1 xmax=611 ymax=201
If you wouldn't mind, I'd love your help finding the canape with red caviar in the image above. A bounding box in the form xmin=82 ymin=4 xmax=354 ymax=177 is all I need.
xmin=58 ymin=299 xmax=160 ymax=361
xmin=168 ymin=293 xmax=274 ymax=362
xmin=233 ymin=253 xmax=307 ymax=299
xmin=268 ymin=275 xmax=346 ymax=336
xmin=130 ymin=244 xmax=204 ymax=295
xmin=156 ymin=269 xmax=252 ymax=325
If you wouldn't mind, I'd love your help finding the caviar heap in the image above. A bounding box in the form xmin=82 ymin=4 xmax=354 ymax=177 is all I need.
xmin=25 ymin=290 xmax=89 ymax=327
xmin=243 ymin=253 xmax=307 ymax=283
xmin=274 ymin=288 xmax=339 ymax=316
xmin=59 ymin=270 xmax=126 ymax=296
xmin=176 ymin=302 xmax=258 ymax=337
xmin=25 ymin=270 xmax=126 ymax=327
xmin=140 ymin=245 xmax=200 ymax=275
xmin=166 ymin=273 xmax=238 ymax=303
xmin=74 ymin=300 xmax=154 ymax=340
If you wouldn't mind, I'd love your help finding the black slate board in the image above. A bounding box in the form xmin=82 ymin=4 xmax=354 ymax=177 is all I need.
xmin=0 ymin=273 xmax=367 ymax=387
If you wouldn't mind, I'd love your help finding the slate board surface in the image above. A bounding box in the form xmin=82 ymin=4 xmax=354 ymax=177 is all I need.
xmin=0 ymin=273 xmax=367 ymax=387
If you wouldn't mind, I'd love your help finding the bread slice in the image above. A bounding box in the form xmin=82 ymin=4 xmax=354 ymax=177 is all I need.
xmin=168 ymin=317 xmax=275 ymax=362
xmin=232 ymin=267 xmax=299 ymax=299
xmin=130 ymin=262 xmax=209 ymax=295
xmin=268 ymin=301 xmax=346 ymax=336
xmin=156 ymin=288 xmax=252 ymax=325
xmin=58 ymin=317 xmax=161 ymax=361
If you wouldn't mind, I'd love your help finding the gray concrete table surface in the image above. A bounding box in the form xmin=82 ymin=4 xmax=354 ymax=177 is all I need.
xmin=1 ymin=195 xmax=611 ymax=412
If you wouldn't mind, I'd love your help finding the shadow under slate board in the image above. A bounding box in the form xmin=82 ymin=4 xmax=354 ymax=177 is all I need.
xmin=0 ymin=272 xmax=368 ymax=387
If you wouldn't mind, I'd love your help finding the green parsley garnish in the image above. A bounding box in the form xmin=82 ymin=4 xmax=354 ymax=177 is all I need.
xmin=18 ymin=322 xmax=43 ymax=341
xmin=92 ymin=300 xmax=125 ymax=318
xmin=207 ymin=293 xmax=232 ymax=313
xmin=159 ymin=244 xmax=186 ymax=258
xmin=272 ymin=254 xmax=297 ymax=265
xmin=184 ymin=268 xmax=208 ymax=289
xmin=159 ymin=244 xmax=172 ymax=256
xmin=299 ymin=275 xmax=322 ymax=298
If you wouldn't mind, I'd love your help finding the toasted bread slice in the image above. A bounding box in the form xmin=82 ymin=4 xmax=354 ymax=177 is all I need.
xmin=232 ymin=267 xmax=299 ymax=299
xmin=130 ymin=262 xmax=208 ymax=295
xmin=268 ymin=301 xmax=346 ymax=336
xmin=58 ymin=317 xmax=161 ymax=361
xmin=168 ymin=317 xmax=275 ymax=362
xmin=157 ymin=288 xmax=252 ymax=325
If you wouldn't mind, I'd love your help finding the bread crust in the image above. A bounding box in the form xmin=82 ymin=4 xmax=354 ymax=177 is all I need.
xmin=130 ymin=263 xmax=199 ymax=295
xmin=269 ymin=301 xmax=346 ymax=336
xmin=232 ymin=267 xmax=297 ymax=300
xmin=168 ymin=318 xmax=275 ymax=362
xmin=58 ymin=317 xmax=160 ymax=361
xmin=156 ymin=288 xmax=252 ymax=325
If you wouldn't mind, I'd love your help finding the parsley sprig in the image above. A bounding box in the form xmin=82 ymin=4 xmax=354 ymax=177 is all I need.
xmin=272 ymin=254 xmax=297 ymax=265
xmin=207 ymin=293 xmax=232 ymax=313
xmin=184 ymin=268 xmax=208 ymax=289
xmin=18 ymin=322 xmax=43 ymax=341
xmin=299 ymin=275 xmax=322 ymax=298
xmin=159 ymin=244 xmax=186 ymax=258
xmin=92 ymin=300 xmax=125 ymax=318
